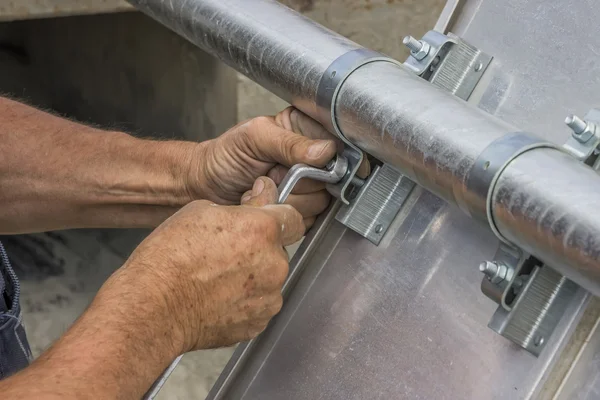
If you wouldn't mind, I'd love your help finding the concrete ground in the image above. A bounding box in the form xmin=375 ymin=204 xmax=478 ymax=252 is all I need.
xmin=11 ymin=0 xmax=444 ymax=398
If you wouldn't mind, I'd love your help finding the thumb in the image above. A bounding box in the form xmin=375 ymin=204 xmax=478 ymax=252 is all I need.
xmin=241 ymin=177 xmax=279 ymax=207
xmin=249 ymin=123 xmax=337 ymax=168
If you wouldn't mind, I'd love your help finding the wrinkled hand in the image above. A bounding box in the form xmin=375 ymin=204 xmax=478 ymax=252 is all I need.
xmin=189 ymin=107 xmax=369 ymax=227
xmin=96 ymin=177 xmax=302 ymax=353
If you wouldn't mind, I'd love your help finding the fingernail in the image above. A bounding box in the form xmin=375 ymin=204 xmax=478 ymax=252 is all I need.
xmin=252 ymin=178 xmax=265 ymax=196
xmin=241 ymin=195 xmax=252 ymax=203
xmin=307 ymin=141 xmax=330 ymax=159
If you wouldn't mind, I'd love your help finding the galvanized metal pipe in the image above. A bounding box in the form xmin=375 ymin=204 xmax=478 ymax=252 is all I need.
xmin=128 ymin=0 xmax=600 ymax=295
xmin=492 ymin=148 xmax=600 ymax=292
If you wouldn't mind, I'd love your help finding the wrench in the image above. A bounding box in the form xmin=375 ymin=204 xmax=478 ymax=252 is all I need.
xmin=277 ymin=155 xmax=349 ymax=203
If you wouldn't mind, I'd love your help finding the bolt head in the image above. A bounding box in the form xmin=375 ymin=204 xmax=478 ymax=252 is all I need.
xmin=403 ymin=36 xmax=430 ymax=61
xmin=566 ymin=114 xmax=597 ymax=143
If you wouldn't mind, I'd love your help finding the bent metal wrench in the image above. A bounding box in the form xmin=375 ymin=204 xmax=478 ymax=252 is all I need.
xmin=277 ymin=155 xmax=349 ymax=204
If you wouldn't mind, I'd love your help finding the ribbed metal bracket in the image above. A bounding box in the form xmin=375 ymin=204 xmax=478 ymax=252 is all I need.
xmin=429 ymin=34 xmax=492 ymax=100
xmin=404 ymin=31 xmax=492 ymax=101
xmin=480 ymin=244 xmax=579 ymax=357
xmin=335 ymin=164 xmax=414 ymax=245
xmin=488 ymin=266 xmax=578 ymax=356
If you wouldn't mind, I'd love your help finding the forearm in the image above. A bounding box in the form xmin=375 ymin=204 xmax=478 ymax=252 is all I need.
xmin=0 ymin=96 xmax=201 ymax=233
xmin=0 ymin=270 xmax=182 ymax=399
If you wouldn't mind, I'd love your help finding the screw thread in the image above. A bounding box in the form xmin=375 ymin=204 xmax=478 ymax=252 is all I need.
xmin=565 ymin=114 xmax=588 ymax=134
xmin=479 ymin=261 xmax=498 ymax=277
xmin=403 ymin=36 xmax=423 ymax=53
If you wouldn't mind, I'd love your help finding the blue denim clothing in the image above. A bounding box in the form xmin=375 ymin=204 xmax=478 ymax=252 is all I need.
xmin=0 ymin=241 xmax=32 ymax=379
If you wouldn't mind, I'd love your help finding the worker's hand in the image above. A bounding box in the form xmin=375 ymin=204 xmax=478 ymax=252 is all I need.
xmin=190 ymin=107 xmax=370 ymax=228
xmin=94 ymin=177 xmax=303 ymax=354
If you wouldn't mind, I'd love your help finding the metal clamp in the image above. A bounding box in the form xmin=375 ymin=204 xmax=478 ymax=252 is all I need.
xmin=336 ymin=164 xmax=414 ymax=245
xmin=480 ymin=244 xmax=528 ymax=310
xmin=486 ymin=262 xmax=578 ymax=357
xmin=479 ymin=244 xmax=578 ymax=357
xmin=316 ymin=49 xmax=401 ymax=204
xmin=403 ymin=30 xmax=456 ymax=77
xmin=277 ymin=155 xmax=349 ymax=204
xmin=403 ymin=31 xmax=492 ymax=100
xmin=465 ymin=132 xmax=558 ymax=244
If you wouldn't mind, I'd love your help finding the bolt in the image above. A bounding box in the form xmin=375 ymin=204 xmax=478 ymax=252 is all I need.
xmin=534 ymin=336 xmax=545 ymax=347
xmin=375 ymin=224 xmax=383 ymax=234
xmin=403 ymin=36 xmax=423 ymax=53
xmin=351 ymin=176 xmax=365 ymax=188
xmin=565 ymin=114 xmax=587 ymax=134
xmin=403 ymin=36 xmax=431 ymax=61
xmin=474 ymin=62 xmax=483 ymax=72
xmin=479 ymin=261 xmax=514 ymax=285
xmin=479 ymin=261 xmax=499 ymax=277
xmin=512 ymin=276 xmax=525 ymax=293
xmin=348 ymin=188 xmax=358 ymax=200
xmin=565 ymin=114 xmax=597 ymax=143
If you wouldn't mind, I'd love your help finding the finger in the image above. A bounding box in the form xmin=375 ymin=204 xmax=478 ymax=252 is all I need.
xmin=285 ymin=191 xmax=331 ymax=218
xmin=247 ymin=120 xmax=337 ymax=168
xmin=268 ymin=165 xmax=327 ymax=194
xmin=357 ymin=157 xmax=371 ymax=178
xmin=261 ymin=204 xmax=305 ymax=246
xmin=276 ymin=107 xmax=334 ymax=141
xmin=304 ymin=216 xmax=317 ymax=230
xmin=241 ymin=177 xmax=278 ymax=207
xmin=240 ymin=189 xmax=252 ymax=204
xmin=275 ymin=108 xmax=371 ymax=177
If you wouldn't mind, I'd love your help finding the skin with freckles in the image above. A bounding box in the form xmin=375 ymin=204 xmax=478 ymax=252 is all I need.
xmin=0 ymin=98 xmax=370 ymax=398
xmin=0 ymin=178 xmax=302 ymax=399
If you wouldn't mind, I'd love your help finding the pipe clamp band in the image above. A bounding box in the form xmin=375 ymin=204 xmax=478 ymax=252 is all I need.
xmin=465 ymin=132 xmax=559 ymax=243
xmin=316 ymin=48 xmax=401 ymax=142
xmin=316 ymin=49 xmax=401 ymax=204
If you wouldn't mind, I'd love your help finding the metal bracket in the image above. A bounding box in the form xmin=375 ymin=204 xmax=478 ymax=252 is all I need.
xmin=487 ymin=265 xmax=579 ymax=356
xmin=479 ymin=244 xmax=578 ymax=356
xmin=325 ymin=146 xmax=364 ymax=205
xmin=316 ymin=49 xmax=401 ymax=204
xmin=403 ymin=30 xmax=457 ymax=77
xmin=403 ymin=31 xmax=492 ymax=101
xmin=335 ymin=164 xmax=415 ymax=245
xmin=480 ymin=244 xmax=524 ymax=307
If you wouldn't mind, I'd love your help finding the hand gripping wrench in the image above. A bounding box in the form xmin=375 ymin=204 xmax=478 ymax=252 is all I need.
xmin=144 ymin=154 xmax=350 ymax=400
